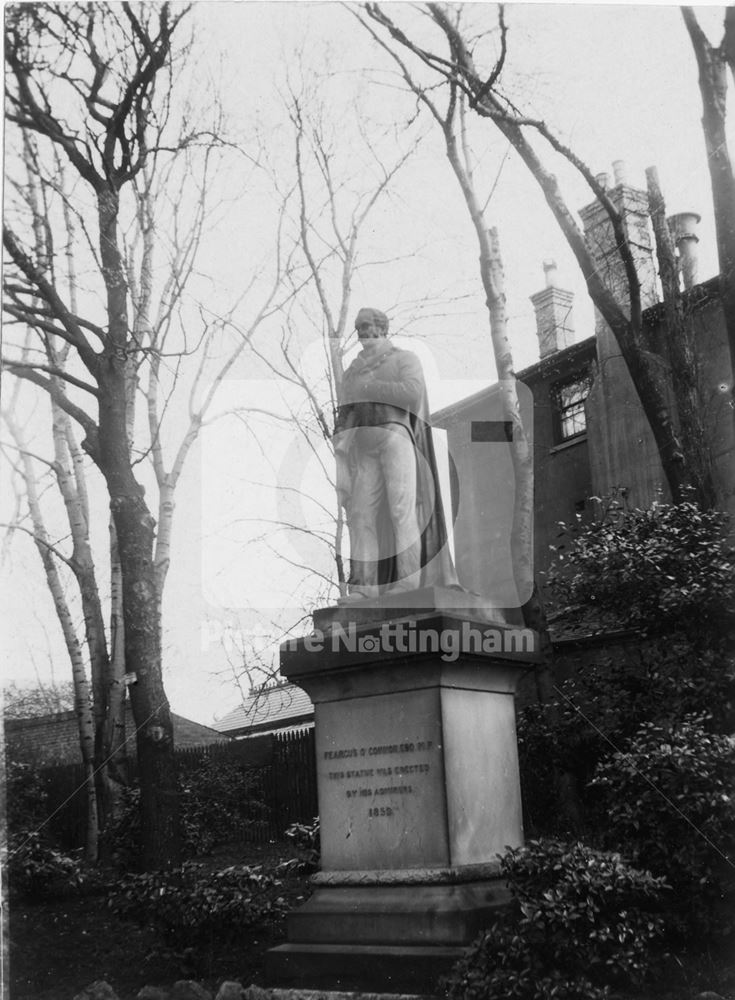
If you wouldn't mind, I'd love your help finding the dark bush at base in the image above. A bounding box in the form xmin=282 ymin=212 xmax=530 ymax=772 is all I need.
xmin=444 ymin=840 xmax=668 ymax=1000
xmin=109 ymin=860 xmax=289 ymax=966
xmin=592 ymin=715 xmax=735 ymax=942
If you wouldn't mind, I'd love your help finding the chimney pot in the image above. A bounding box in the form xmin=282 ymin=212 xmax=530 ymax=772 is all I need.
xmin=668 ymin=212 xmax=701 ymax=289
xmin=668 ymin=211 xmax=701 ymax=242
xmin=596 ymin=172 xmax=610 ymax=190
xmin=612 ymin=159 xmax=627 ymax=186
xmin=543 ymin=259 xmax=557 ymax=287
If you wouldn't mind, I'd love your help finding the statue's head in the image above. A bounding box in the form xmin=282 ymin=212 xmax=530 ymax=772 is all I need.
xmin=355 ymin=307 xmax=389 ymax=342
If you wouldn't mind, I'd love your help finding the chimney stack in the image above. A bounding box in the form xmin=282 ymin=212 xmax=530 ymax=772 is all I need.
xmin=530 ymin=259 xmax=575 ymax=359
xmin=579 ymin=160 xmax=658 ymax=339
xmin=668 ymin=211 xmax=701 ymax=290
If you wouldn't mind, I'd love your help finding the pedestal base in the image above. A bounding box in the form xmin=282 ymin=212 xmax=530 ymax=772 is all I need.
xmin=266 ymin=942 xmax=465 ymax=994
xmin=267 ymin=873 xmax=511 ymax=990
xmin=287 ymin=879 xmax=510 ymax=945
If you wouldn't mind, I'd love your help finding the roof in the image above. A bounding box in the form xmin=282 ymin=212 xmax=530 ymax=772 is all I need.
xmin=4 ymin=706 xmax=230 ymax=765
xmin=432 ymin=336 xmax=597 ymax=427
xmin=214 ymin=681 xmax=314 ymax=738
xmin=432 ymin=273 xmax=722 ymax=431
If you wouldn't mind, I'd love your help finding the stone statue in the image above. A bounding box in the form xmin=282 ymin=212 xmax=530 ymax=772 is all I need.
xmin=334 ymin=307 xmax=456 ymax=598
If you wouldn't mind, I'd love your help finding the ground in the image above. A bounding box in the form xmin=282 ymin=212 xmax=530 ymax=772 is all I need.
xmin=7 ymin=841 xmax=735 ymax=1000
xmin=7 ymin=842 xmax=311 ymax=1000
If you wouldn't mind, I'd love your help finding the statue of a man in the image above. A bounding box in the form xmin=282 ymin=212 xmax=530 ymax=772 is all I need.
xmin=334 ymin=307 xmax=456 ymax=598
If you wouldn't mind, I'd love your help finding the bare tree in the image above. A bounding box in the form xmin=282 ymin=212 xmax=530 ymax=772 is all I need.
xmin=357 ymin=12 xmax=582 ymax=826
xmin=3 ymin=2 xmax=197 ymax=867
xmin=681 ymin=7 xmax=735 ymax=401
xmin=365 ymin=2 xmax=715 ymax=508
xmin=229 ymin=80 xmax=423 ymax=609
xmin=2 ymin=409 xmax=100 ymax=859
xmin=646 ymin=166 xmax=717 ymax=509
xmin=2 ymin=679 xmax=76 ymax=718
xmin=3 ymin=4 xmax=293 ymax=865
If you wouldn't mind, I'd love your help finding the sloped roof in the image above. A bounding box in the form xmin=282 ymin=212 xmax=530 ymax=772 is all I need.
xmin=214 ymin=681 xmax=314 ymax=737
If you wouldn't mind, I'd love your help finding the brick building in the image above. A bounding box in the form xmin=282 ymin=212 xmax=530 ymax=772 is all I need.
xmin=4 ymin=704 xmax=229 ymax=766
xmin=433 ymin=164 xmax=734 ymax=600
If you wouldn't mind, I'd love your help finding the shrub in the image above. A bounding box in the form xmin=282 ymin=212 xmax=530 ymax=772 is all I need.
xmin=444 ymin=840 xmax=668 ymax=1000
xmin=103 ymin=753 xmax=271 ymax=863
xmin=517 ymin=639 xmax=735 ymax=838
xmin=6 ymin=760 xmax=48 ymax=830
xmin=178 ymin=753 xmax=271 ymax=855
xmin=547 ymin=500 xmax=734 ymax=640
xmin=7 ymin=830 xmax=85 ymax=900
xmin=109 ymin=861 xmax=289 ymax=969
xmin=282 ymin=816 xmax=320 ymax=872
xmin=592 ymin=715 xmax=735 ymax=940
xmin=5 ymin=759 xmax=87 ymax=900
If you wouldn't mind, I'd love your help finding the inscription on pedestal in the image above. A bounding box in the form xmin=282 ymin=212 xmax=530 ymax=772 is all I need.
xmin=324 ymin=740 xmax=435 ymax=819
xmin=317 ymin=689 xmax=448 ymax=870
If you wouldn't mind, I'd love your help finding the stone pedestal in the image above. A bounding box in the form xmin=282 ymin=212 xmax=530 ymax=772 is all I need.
xmin=266 ymin=605 xmax=538 ymax=994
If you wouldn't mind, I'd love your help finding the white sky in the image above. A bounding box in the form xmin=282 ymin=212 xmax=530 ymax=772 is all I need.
xmin=2 ymin=1 xmax=732 ymax=726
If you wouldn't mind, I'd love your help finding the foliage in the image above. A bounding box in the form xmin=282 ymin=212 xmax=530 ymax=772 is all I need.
xmin=518 ymin=638 xmax=734 ymax=836
xmin=592 ymin=715 xmax=735 ymax=940
xmin=548 ymin=500 xmax=734 ymax=640
xmin=444 ymin=840 xmax=668 ymax=1000
xmin=282 ymin=816 xmax=320 ymax=872
xmin=6 ymin=759 xmax=48 ymax=830
xmin=5 ymin=759 xmax=91 ymax=900
xmin=518 ymin=499 xmax=735 ymax=950
xmin=109 ymin=861 xmax=289 ymax=971
xmin=178 ymin=753 xmax=271 ymax=855
xmin=104 ymin=753 xmax=271 ymax=862
xmin=7 ymin=830 xmax=85 ymax=900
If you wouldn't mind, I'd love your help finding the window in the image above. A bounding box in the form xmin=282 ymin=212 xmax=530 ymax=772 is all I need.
xmin=553 ymin=374 xmax=592 ymax=442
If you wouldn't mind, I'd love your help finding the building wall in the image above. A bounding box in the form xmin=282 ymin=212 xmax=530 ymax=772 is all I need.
xmin=434 ymin=380 xmax=534 ymax=611
xmin=434 ymin=282 xmax=733 ymax=613
xmin=523 ymin=345 xmax=596 ymax=582
xmin=659 ymin=288 xmax=735 ymax=515
xmin=434 ymin=341 xmax=596 ymax=609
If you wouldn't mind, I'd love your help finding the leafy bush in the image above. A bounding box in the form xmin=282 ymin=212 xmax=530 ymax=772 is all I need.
xmin=178 ymin=754 xmax=270 ymax=855
xmin=7 ymin=830 xmax=85 ymax=900
xmin=103 ymin=753 xmax=271 ymax=862
xmin=592 ymin=716 xmax=735 ymax=940
xmin=444 ymin=840 xmax=668 ymax=1000
xmin=6 ymin=759 xmax=49 ymax=831
xmin=283 ymin=816 xmax=320 ymax=872
xmin=548 ymin=500 xmax=734 ymax=640
xmin=517 ymin=639 xmax=735 ymax=837
xmin=5 ymin=759 xmax=87 ymax=900
xmin=109 ymin=861 xmax=288 ymax=969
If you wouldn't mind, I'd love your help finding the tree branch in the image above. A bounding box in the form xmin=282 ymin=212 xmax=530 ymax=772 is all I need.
xmin=2 ymin=363 xmax=100 ymax=460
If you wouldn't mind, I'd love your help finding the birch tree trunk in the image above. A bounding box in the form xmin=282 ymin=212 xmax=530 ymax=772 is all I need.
xmin=4 ymin=413 xmax=99 ymax=861
xmin=443 ymin=102 xmax=582 ymax=828
xmin=105 ymin=520 xmax=128 ymax=828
